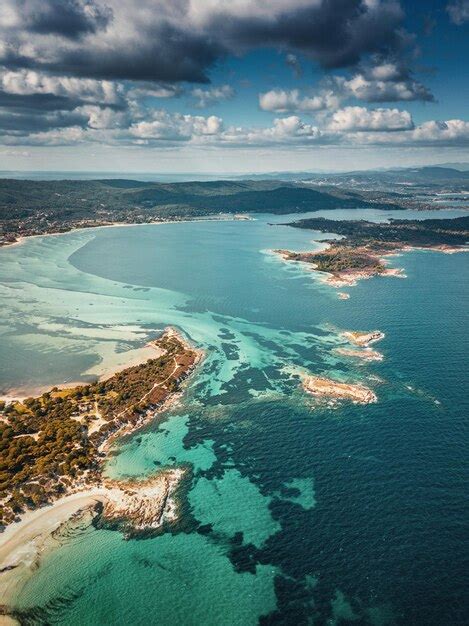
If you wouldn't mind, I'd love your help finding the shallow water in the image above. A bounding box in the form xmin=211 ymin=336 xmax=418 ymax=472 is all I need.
xmin=0 ymin=211 xmax=468 ymax=625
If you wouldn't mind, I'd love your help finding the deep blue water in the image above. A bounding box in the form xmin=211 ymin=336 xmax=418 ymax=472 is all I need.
xmin=0 ymin=211 xmax=467 ymax=625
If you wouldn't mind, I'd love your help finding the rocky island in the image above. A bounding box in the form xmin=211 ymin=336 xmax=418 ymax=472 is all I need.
xmin=274 ymin=215 xmax=469 ymax=288
xmin=302 ymin=375 xmax=377 ymax=404
xmin=335 ymin=348 xmax=383 ymax=361
xmin=341 ymin=330 xmax=385 ymax=347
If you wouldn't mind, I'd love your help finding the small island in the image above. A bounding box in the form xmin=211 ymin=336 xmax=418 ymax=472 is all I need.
xmin=341 ymin=330 xmax=385 ymax=347
xmin=0 ymin=328 xmax=201 ymax=530
xmin=274 ymin=216 xmax=469 ymax=288
xmin=302 ymin=375 xmax=377 ymax=404
xmin=335 ymin=348 xmax=383 ymax=362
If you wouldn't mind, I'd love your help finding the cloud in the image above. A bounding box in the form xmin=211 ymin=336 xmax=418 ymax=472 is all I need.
xmin=334 ymin=63 xmax=434 ymax=102
xmin=259 ymin=61 xmax=433 ymax=118
xmin=0 ymin=107 xmax=88 ymax=133
xmin=188 ymin=0 xmax=407 ymax=69
xmin=285 ymin=53 xmax=302 ymax=78
xmin=127 ymin=84 xmax=182 ymax=100
xmin=0 ymin=69 xmax=124 ymax=106
xmin=130 ymin=111 xmax=224 ymax=142
xmin=0 ymin=0 xmax=410 ymax=84
xmin=3 ymin=108 xmax=469 ymax=150
xmin=259 ymin=89 xmax=340 ymax=113
xmin=410 ymin=119 xmax=469 ymax=144
xmin=328 ymin=106 xmax=413 ymax=131
xmin=190 ymin=85 xmax=235 ymax=108
xmin=237 ymin=115 xmax=323 ymax=145
xmin=3 ymin=0 xmax=112 ymax=39
xmin=447 ymin=0 xmax=469 ymax=24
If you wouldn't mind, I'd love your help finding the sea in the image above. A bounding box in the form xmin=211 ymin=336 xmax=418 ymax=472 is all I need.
xmin=0 ymin=207 xmax=467 ymax=625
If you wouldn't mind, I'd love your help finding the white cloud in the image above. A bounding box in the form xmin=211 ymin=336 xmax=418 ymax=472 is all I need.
xmin=127 ymin=84 xmax=182 ymax=99
xmin=0 ymin=69 xmax=124 ymax=105
xmin=335 ymin=66 xmax=434 ymax=102
xmin=328 ymin=106 xmax=414 ymax=132
xmin=411 ymin=119 xmax=469 ymax=143
xmin=344 ymin=119 xmax=469 ymax=146
xmin=222 ymin=116 xmax=324 ymax=147
xmin=79 ymin=106 xmax=130 ymax=129
xmin=259 ymin=89 xmax=339 ymax=113
xmin=2 ymin=105 xmax=468 ymax=150
xmin=130 ymin=111 xmax=224 ymax=141
xmin=191 ymin=85 xmax=235 ymax=108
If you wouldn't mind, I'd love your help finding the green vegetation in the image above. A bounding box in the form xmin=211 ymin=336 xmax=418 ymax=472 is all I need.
xmin=281 ymin=248 xmax=386 ymax=274
xmin=0 ymin=332 xmax=198 ymax=527
xmin=283 ymin=216 xmax=469 ymax=249
xmin=0 ymin=178 xmax=403 ymax=245
xmin=276 ymin=216 xmax=469 ymax=278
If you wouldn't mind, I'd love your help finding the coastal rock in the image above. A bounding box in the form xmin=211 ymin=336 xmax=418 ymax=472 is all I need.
xmin=341 ymin=330 xmax=385 ymax=347
xmin=335 ymin=348 xmax=383 ymax=361
xmin=302 ymin=375 xmax=377 ymax=404
xmin=101 ymin=469 xmax=185 ymax=535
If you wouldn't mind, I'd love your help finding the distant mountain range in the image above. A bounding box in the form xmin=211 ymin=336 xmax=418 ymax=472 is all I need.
xmin=1 ymin=164 xmax=469 ymax=183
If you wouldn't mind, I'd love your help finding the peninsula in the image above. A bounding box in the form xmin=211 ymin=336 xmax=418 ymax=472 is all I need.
xmin=274 ymin=216 xmax=469 ymax=288
xmin=0 ymin=328 xmax=201 ymax=531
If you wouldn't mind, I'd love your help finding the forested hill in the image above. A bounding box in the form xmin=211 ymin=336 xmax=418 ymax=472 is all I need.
xmin=0 ymin=178 xmax=401 ymax=220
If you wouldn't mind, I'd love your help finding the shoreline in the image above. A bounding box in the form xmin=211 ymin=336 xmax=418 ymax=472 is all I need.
xmin=0 ymin=467 xmax=186 ymax=610
xmin=273 ymin=241 xmax=468 ymax=290
xmin=0 ymin=491 xmax=108 ymax=608
xmin=0 ymin=341 xmax=164 ymax=403
xmin=0 ymin=214 xmax=251 ymax=251
xmin=0 ymin=328 xmax=203 ymax=612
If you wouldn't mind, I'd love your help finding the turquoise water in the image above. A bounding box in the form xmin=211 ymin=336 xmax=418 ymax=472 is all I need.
xmin=0 ymin=210 xmax=468 ymax=625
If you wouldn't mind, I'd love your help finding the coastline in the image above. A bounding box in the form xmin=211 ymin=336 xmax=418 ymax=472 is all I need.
xmin=0 ymin=214 xmax=250 ymax=251
xmin=0 ymin=328 xmax=203 ymax=613
xmin=273 ymin=241 xmax=467 ymax=290
xmin=0 ymin=341 xmax=164 ymax=403
xmin=0 ymin=491 xmax=108 ymax=609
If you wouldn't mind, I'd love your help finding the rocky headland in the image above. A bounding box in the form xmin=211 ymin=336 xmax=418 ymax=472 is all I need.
xmin=274 ymin=215 xmax=469 ymax=289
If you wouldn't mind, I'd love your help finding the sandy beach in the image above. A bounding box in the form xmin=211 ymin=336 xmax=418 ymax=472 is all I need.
xmin=0 ymin=467 xmax=185 ymax=611
xmin=0 ymin=340 xmax=164 ymax=403
xmin=0 ymin=490 xmax=108 ymax=608
xmin=0 ymin=328 xmax=201 ymax=613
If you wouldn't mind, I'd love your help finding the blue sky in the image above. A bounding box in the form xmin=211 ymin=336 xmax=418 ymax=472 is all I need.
xmin=0 ymin=0 xmax=468 ymax=173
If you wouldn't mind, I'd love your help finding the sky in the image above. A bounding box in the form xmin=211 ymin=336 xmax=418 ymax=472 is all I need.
xmin=0 ymin=0 xmax=468 ymax=174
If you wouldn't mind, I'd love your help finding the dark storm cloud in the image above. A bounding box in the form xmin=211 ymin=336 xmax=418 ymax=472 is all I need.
xmin=47 ymin=23 xmax=223 ymax=83
xmin=0 ymin=107 xmax=87 ymax=133
xmin=0 ymin=1 xmax=408 ymax=83
xmin=204 ymin=0 xmax=406 ymax=69
xmin=0 ymin=91 xmax=79 ymax=111
xmin=16 ymin=0 xmax=113 ymax=39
